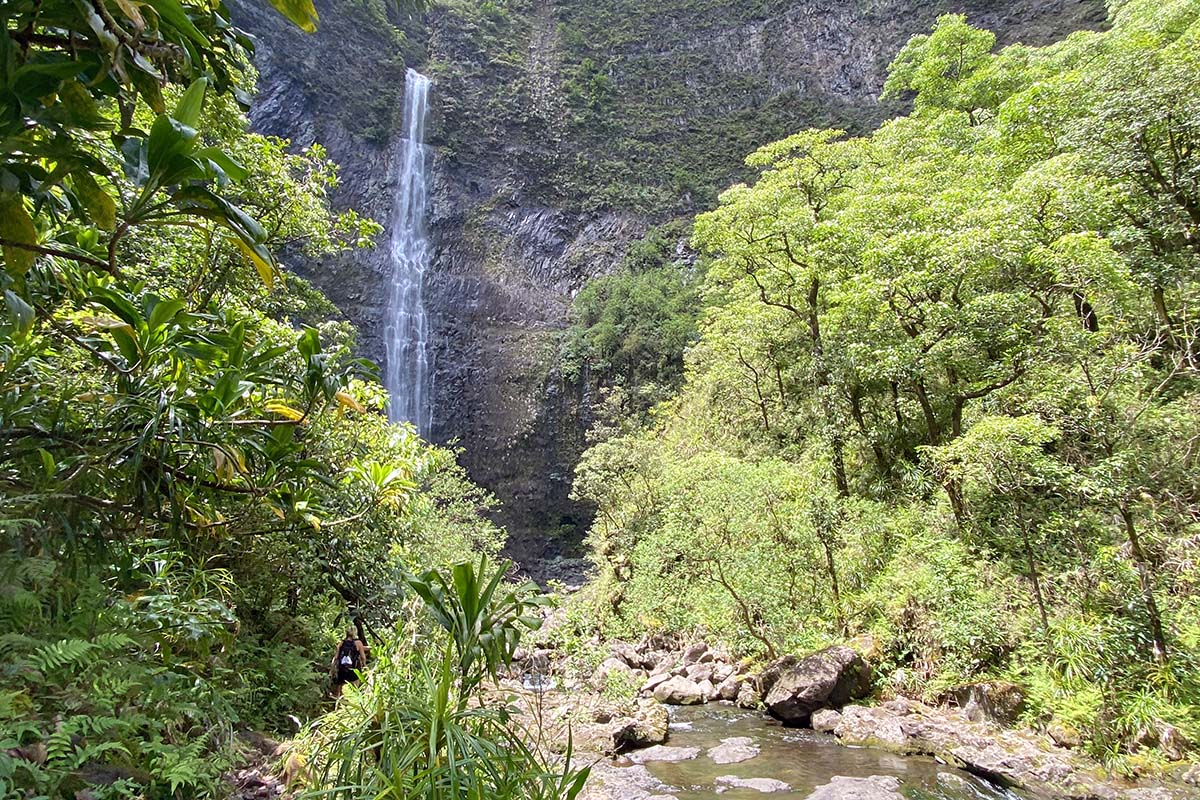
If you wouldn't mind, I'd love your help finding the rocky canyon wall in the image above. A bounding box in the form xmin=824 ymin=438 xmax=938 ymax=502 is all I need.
xmin=231 ymin=0 xmax=1105 ymax=579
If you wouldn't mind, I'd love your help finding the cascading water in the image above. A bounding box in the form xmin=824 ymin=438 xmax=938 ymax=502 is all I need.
xmin=384 ymin=69 xmax=433 ymax=432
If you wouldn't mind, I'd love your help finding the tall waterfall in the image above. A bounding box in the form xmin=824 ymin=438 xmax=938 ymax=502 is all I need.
xmin=384 ymin=69 xmax=433 ymax=433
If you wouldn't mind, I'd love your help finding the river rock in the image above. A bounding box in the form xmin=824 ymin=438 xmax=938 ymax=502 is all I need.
xmin=627 ymin=745 xmax=701 ymax=764
xmin=611 ymin=703 xmax=670 ymax=752
xmin=707 ymin=737 xmax=760 ymax=764
xmin=936 ymin=772 xmax=971 ymax=791
xmin=804 ymin=776 xmax=903 ymax=800
xmin=715 ymin=775 xmax=790 ymax=793
xmin=683 ymin=642 xmax=712 ymax=664
xmin=611 ymin=641 xmax=650 ymax=670
xmin=716 ymin=675 xmax=741 ymax=701
xmin=654 ymin=675 xmax=705 ymax=705
xmin=811 ymin=708 xmax=843 ymax=733
xmin=830 ymin=702 xmax=1124 ymax=799
xmin=686 ymin=662 xmax=715 ymax=683
xmin=764 ymin=646 xmax=872 ymax=725
xmin=593 ymin=657 xmax=638 ymax=690
xmin=736 ymin=683 xmax=761 ymax=709
xmin=754 ymin=655 xmax=798 ymax=696
xmin=946 ymin=681 xmax=1026 ymax=724
xmin=698 ymin=679 xmax=717 ymax=701
xmin=641 ymin=672 xmax=673 ymax=694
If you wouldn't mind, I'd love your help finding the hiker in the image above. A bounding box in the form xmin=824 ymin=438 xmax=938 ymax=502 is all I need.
xmin=330 ymin=628 xmax=369 ymax=697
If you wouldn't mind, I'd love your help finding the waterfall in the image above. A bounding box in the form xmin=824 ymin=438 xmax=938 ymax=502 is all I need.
xmin=384 ymin=69 xmax=433 ymax=433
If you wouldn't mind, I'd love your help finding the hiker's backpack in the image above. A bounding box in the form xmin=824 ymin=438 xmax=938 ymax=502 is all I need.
xmin=337 ymin=638 xmax=360 ymax=669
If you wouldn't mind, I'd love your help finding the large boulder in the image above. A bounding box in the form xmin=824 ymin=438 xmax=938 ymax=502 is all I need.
xmin=763 ymin=646 xmax=872 ymax=725
xmin=653 ymin=675 xmax=706 ymax=705
xmin=610 ymin=703 xmax=670 ymax=752
xmin=945 ymin=681 xmax=1026 ymax=725
xmin=735 ymin=683 xmax=761 ymax=709
xmin=804 ymin=776 xmax=903 ymax=800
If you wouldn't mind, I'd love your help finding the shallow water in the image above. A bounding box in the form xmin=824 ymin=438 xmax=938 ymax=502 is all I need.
xmin=631 ymin=704 xmax=1021 ymax=800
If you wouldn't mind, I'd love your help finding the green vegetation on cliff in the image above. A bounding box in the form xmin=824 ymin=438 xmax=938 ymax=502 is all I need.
xmin=573 ymin=2 xmax=1200 ymax=767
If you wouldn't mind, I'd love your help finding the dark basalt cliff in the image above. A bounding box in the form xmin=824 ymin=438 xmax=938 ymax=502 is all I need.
xmin=231 ymin=0 xmax=1104 ymax=579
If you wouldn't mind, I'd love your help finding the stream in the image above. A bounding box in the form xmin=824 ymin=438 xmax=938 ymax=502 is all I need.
xmin=615 ymin=704 xmax=1022 ymax=800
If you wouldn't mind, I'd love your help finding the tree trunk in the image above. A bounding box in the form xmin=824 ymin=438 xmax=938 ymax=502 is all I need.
xmin=1118 ymin=504 xmax=1168 ymax=663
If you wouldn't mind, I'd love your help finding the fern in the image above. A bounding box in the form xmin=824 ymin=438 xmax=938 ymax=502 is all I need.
xmin=27 ymin=638 xmax=97 ymax=674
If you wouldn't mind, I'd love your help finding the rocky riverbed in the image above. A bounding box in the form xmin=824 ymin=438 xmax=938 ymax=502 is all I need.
xmin=509 ymin=638 xmax=1200 ymax=800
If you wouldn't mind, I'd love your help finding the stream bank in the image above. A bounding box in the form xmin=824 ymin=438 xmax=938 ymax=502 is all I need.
xmin=513 ymin=637 xmax=1200 ymax=800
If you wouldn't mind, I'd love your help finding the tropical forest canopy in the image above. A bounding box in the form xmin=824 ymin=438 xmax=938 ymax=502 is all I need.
xmin=571 ymin=0 xmax=1200 ymax=766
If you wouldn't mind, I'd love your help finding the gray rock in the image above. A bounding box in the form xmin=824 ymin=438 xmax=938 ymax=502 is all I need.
xmin=735 ymin=683 xmax=761 ymax=709
xmin=946 ymin=681 xmax=1027 ymax=725
xmin=611 ymin=641 xmax=649 ymax=670
xmin=811 ymin=708 xmax=843 ymax=733
xmin=610 ymin=703 xmax=670 ymax=752
xmin=764 ymin=646 xmax=872 ymax=724
xmin=698 ymin=679 xmax=716 ymax=701
xmin=641 ymin=672 xmax=672 ymax=694
xmin=683 ymin=642 xmax=711 ymax=664
xmin=707 ymin=737 xmax=760 ymax=764
xmin=715 ymin=775 xmax=791 ymax=793
xmin=804 ymin=776 xmax=903 ymax=800
xmin=627 ymin=745 xmax=701 ymax=764
xmin=936 ymin=772 xmax=971 ymax=790
xmin=653 ymin=675 xmax=706 ymax=705
xmin=686 ymin=662 xmax=715 ymax=683
xmin=716 ymin=675 xmax=742 ymax=701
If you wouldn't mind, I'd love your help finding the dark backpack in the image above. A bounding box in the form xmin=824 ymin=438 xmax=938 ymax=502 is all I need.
xmin=337 ymin=638 xmax=361 ymax=670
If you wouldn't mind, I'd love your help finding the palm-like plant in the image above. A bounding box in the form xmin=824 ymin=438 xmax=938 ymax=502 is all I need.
xmin=303 ymin=557 xmax=589 ymax=800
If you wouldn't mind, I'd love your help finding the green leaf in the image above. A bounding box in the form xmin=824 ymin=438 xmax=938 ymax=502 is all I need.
xmin=4 ymin=289 xmax=34 ymax=332
xmin=141 ymin=0 xmax=210 ymax=47
xmin=146 ymin=296 xmax=185 ymax=331
xmin=73 ymin=172 xmax=117 ymax=230
xmin=173 ymin=77 xmax=208 ymax=128
xmin=0 ymin=193 xmax=37 ymax=275
xmin=232 ymin=236 xmax=276 ymax=289
xmin=267 ymin=0 xmax=319 ymax=33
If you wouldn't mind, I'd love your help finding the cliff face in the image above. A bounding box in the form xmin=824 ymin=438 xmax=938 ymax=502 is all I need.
xmin=232 ymin=0 xmax=1105 ymax=579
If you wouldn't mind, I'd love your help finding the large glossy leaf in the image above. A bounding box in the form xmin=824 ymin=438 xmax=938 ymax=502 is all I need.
xmin=267 ymin=0 xmax=319 ymax=33
xmin=0 ymin=193 xmax=38 ymax=275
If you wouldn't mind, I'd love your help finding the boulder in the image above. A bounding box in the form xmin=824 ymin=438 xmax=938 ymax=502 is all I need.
xmin=754 ymin=655 xmax=798 ymax=697
xmin=640 ymin=672 xmax=672 ymax=694
xmin=713 ymin=663 xmax=734 ymax=683
xmin=686 ymin=662 xmax=715 ymax=683
xmin=735 ymin=683 xmax=761 ymax=709
xmin=682 ymin=642 xmax=711 ymax=664
xmin=715 ymin=775 xmax=790 ymax=793
xmin=811 ymin=708 xmax=843 ymax=733
xmin=764 ymin=646 xmax=872 ymax=724
xmin=803 ymin=776 xmax=903 ymax=800
xmin=707 ymin=737 xmax=760 ymax=765
xmin=610 ymin=703 xmax=670 ymax=752
xmin=698 ymin=679 xmax=716 ymax=701
xmin=716 ymin=675 xmax=742 ymax=701
xmin=653 ymin=675 xmax=705 ymax=705
xmin=627 ymin=745 xmax=701 ymax=764
xmin=946 ymin=681 xmax=1026 ymax=725
xmin=611 ymin=641 xmax=650 ymax=670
